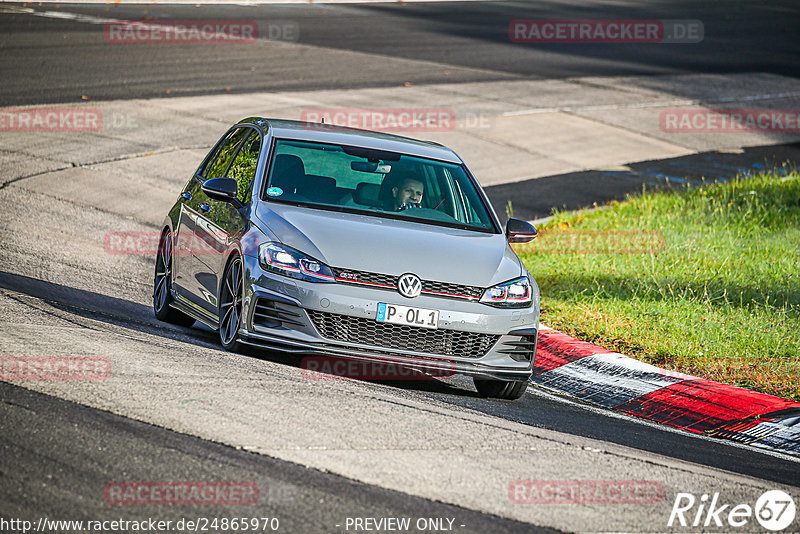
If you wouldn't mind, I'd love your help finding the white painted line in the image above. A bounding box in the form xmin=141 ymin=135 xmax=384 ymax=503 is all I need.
xmin=534 ymin=352 xmax=690 ymax=406
xmin=0 ymin=5 xmax=126 ymax=25
xmin=589 ymin=351 xmax=698 ymax=381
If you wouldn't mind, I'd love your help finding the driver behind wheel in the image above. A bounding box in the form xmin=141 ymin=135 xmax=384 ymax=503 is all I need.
xmin=391 ymin=176 xmax=424 ymax=211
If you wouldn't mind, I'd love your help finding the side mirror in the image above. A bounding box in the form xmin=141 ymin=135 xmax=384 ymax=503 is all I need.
xmin=506 ymin=218 xmax=537 ymax=244
xmin=202 ymin=178 xmax=244 ymax=208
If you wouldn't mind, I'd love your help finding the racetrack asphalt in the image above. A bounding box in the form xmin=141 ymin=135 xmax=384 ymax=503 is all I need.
xmin=1 ymin=0 xmax=799 ymax=105
xmin=1 ymin=1 xmax=799 ymax=532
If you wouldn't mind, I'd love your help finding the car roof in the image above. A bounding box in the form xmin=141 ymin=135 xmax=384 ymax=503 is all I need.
xmin=239 ymin=117 xmax=463 ymax=164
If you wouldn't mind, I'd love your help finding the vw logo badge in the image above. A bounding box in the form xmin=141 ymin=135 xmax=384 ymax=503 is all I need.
xmin=397 ymin=273 xmax=422 ymax=298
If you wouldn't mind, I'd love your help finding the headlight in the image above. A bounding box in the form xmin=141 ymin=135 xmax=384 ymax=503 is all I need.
xmin=259 ymin=242 xmax=335 ymax=283
xmin=480 ymin=276 xmax=532 ymax=308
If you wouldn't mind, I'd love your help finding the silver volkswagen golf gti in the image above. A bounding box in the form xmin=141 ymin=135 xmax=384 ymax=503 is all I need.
xmin=154 ymin=118 xmax=539 ymax=400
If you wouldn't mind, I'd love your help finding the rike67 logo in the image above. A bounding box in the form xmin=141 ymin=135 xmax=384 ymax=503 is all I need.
xmin=668 ymin=490 xmax=796 ymax=531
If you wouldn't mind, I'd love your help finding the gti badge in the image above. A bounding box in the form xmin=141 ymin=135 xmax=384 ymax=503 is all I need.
xmin=397 ymin=273 xmax=422 ymax=298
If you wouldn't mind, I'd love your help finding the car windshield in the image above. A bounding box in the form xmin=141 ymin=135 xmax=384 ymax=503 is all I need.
xmin=263 ymin=138 xmax=497 ymax=232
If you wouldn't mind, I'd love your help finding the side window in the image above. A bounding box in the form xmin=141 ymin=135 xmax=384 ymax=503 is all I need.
xmin=227 ymin=131 xmax=262 ymax=203
xmin=200 ymin=130 xmax=234 ymax=178
xmin=205 ymin=128 xmax=249 ymax=179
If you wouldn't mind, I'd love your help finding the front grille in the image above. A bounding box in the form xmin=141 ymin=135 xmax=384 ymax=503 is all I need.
xmin=331 ymin=267 xmax=483 ymax=301
xmin=307 ymin=310 xmax=499 ymax=359
xmin=331 ymin=268 xmax=396 ymax=288
xmin=423 ymin=280 xmax=483 ymax=299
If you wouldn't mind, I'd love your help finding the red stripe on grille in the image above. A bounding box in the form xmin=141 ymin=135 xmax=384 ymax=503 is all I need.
xmin=421 ymin=289 xmax=477 ymax=300
xmin=335 ymin=278 xmax=396 ymax=289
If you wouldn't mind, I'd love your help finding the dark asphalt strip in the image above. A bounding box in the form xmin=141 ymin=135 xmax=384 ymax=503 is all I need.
xmin=1 ymin=0 xmax=798 ymax=106
xmin=0 ymin=381 xmax=553 ymax=533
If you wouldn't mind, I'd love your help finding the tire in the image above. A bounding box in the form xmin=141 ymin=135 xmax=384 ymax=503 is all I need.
xmin=153 ymin=230 xmax=195 ymax=327
xmin=218 ymin=254 xmax=244 ymax=352
xmin=473 ymin=378 xmax=528 ymax=400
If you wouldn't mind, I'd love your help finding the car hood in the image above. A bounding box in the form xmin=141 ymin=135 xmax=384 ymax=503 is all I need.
xmin=255 ymin=203 xmax=522 ymax=287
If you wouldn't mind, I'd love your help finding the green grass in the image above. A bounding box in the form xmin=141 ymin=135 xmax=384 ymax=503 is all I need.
xmin=516 ymin=169 xmax=800 ymax=401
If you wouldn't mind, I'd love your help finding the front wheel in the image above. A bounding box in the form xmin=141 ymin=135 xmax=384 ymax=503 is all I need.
xmin=218 ymin=255 xmax=244 ymax=352
xmin=473 ymin=378 xmax=528 ymax=400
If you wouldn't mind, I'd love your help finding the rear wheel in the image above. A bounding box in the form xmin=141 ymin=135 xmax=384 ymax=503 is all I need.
xmin=153 ymin=230 xmax=195 ymax=327
xmin=473 ymin=378 xmax=528 ymax=400
xmin=219 ymin=255 xmax=244 ymax=352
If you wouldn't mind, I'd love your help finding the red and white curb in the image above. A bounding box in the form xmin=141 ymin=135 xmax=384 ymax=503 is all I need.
xmin=532 ymin=326 xmax=800 ymax=455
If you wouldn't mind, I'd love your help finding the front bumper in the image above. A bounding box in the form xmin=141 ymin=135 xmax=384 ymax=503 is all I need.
xmin=238 ymin=255 xmax=539 ymax=381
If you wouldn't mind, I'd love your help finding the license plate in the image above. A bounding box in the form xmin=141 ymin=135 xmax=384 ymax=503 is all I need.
xmin=376 ymin=303 xmax=439 ymax=330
